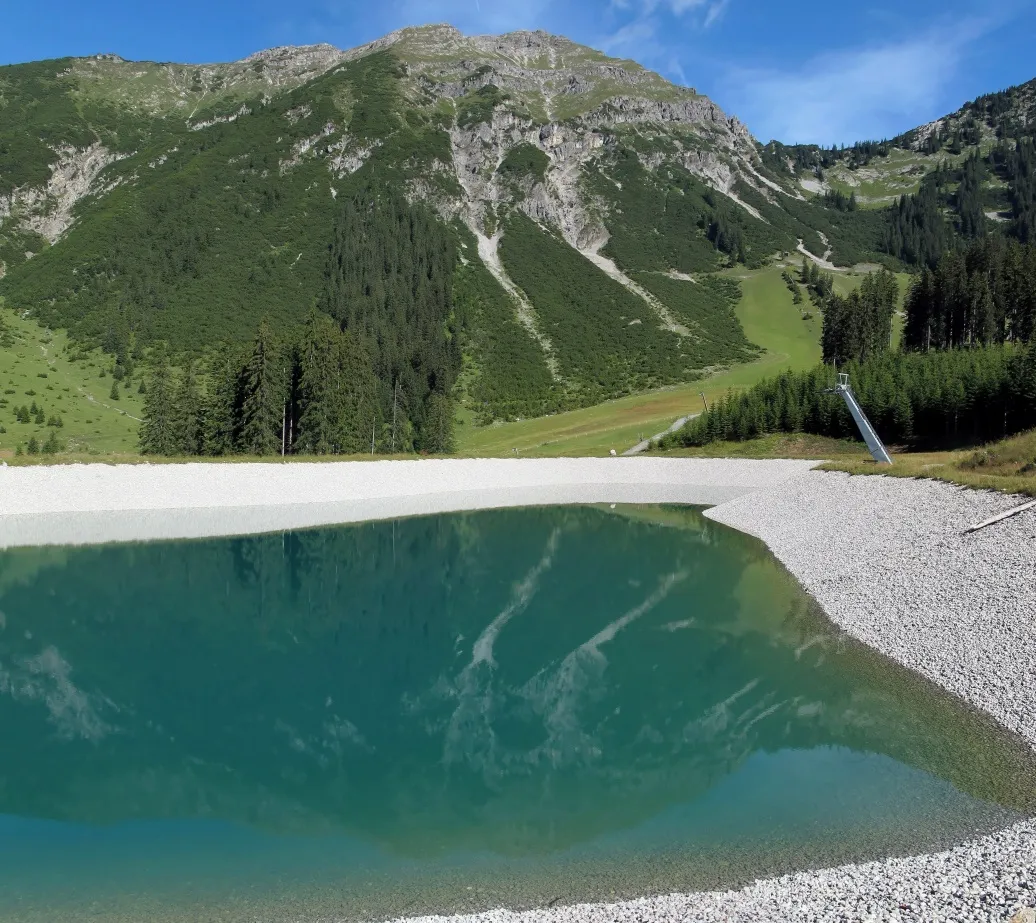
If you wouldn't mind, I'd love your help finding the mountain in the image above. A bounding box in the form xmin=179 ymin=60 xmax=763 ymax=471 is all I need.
xmin=760 ymin=78 xmax=1036 ymax=265
xmin=0 ymin=26 xmax=1032 ymax=449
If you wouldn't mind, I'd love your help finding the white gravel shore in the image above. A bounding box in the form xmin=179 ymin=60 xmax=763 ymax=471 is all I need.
xmin=1 ymin=460 xmax=1034 ymax=921
xmin=0 ymin=457 xmax=817 ymax=548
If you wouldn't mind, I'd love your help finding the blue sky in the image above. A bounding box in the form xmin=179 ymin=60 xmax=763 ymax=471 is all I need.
xmin=1 ymin=0 xmax=1033 ymax=145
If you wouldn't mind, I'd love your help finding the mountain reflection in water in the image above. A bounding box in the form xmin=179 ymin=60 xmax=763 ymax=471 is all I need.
xmin=0 ymin=505 xmax=1034 ymax=919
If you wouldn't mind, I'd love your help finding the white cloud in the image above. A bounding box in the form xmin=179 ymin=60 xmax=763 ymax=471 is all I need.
xmin=720 ymin=22 xmax=985 ymax=144
xmin=600 ymin=18 xmax=661 ymax=56
xmin=599 ymin=0 xmax=728 ymax=80
xmin=664 ymin=0 xmax=708 ymax=13
xmin=703 ymin=0 xmax=728 ymax=28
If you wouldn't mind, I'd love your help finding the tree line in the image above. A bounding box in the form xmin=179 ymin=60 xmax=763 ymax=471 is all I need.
xmin=140 ymin=312 xmax=457 ymax=457
xmin=821 ymin=267 xmax=899 ymax=366
xmin=669 ymin=345 xmax=1036 ymax=451
xmin=903 ymin=237 xmax=1036 ymax=350
xmin=140 ymin=186 xmax=461 ymax=457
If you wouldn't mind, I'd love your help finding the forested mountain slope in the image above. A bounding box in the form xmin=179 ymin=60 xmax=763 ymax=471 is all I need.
xmin=0 ymin=25 xmax=1033 ymax=455
xmin=761 ymin=79 xmax=1036 ymax=264
xmin=0 ymin=27 xmax=884 ymax=434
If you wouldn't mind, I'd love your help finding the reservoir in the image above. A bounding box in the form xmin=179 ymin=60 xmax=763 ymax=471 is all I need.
xmin=1 ymin=505 xmax=1034 ymax=921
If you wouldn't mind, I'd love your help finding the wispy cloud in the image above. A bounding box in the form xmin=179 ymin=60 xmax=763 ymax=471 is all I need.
xmin=719 ymin=20 xmax=988 ymax=145
xmin=599 ymin=0 xmax=729 ymax=82
xmin=703 ymin=0 xmax=728 ymax=28
xmin=599 ymin=18 xmax=661 ymax=56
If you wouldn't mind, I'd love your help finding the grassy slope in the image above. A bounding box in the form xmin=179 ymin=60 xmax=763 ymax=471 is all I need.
xmin=1 ymin=258 xmax=913 ymax=462
xmin=457 ymin=260 xmax=916 ymax=457
xmin=456 ymin=262 xmax=824 ymax=456
xmin=0 ymin=306 xmax=143 ymax=458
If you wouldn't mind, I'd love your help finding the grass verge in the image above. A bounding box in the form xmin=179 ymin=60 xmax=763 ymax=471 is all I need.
xmin=821 ymin=430 xmax=1036 ymax=498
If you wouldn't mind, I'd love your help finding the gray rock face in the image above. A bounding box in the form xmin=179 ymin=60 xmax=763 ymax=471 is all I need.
xmin=0 ymin=25 xmax=777 ymax=313
xmin=0 ymin=142 xmax=129 ymax=243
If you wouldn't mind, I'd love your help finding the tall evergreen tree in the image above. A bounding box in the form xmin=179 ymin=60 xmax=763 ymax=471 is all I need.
xmin=171 ymin=362 xmax=204 ymax=455
xmin=821 ymin=268 xmax=898 ymax=364
xmin=421 ymin=391 xmax=455 ymax=454
xmin=239 ymin=320 xmax=283 ymax=456
xmin=294 ymin=312 xmax=382 ymax=455
xmin=204 ymin=344 xmax=242 ymax=456
xmin=139 ymin=354 xmax=177 ymax=455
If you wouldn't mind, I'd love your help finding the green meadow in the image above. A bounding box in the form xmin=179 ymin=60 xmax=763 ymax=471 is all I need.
xmin=0 ymin=302 xmax=144 ymax=458
xmin=456 ymin=261 xmax=910 ymax=457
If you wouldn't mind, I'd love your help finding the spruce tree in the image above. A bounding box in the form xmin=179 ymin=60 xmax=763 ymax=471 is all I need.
xmin=171 ymin=362 xmax=203 ymax=455
xmin=204 ymin=345 xmax=241 ymax=456
xmin=422 ymin=391 xmax=455 ymax=454
xmin=42 ymin=430 xmax=61 ymax=455
xmin=139 ymin=354 xmax=177 ymax=455
xmin=295 ymin=312 xmax=342 ymax=455
xmin=295 ymin=313 xmax=383 ymax=455
xmin=239 ymin=320 xmax=283 ymax=456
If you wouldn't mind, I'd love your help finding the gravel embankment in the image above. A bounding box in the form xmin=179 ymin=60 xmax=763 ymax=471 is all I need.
xmin=383 ymin=471 xmax=1036 ymax=923
xmin=705 ymin=471 xmax=1036 ymax=750
xmin=0 ymin=457 xmax=818 ymax=548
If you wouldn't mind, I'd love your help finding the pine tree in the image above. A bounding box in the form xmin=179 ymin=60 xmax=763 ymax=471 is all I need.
xmin=239 ymin=320 xmax=282 ymax=456
xmin=294 ymin=313 xmax=383 ymax=455
xmin=171 ymin=362 xmax=203 ymax=455
xmin=42 ymin=430 xmax=61 ymax=455
xmin=109 ymin=380 xmax=120 ymax=401
xmin=422 ymin=391 xmax=455 ymax=454
xmin=295 ymin=312 xmax=342 ymax=455
xmin=139 ymin=354 xmax=177 ymax=455
xmin=204 ymin=345 xmax=241 ymax=456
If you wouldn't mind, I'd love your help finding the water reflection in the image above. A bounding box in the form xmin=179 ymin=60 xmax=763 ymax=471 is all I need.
xmin=0 ymin=506 xmax=1033 ymax=882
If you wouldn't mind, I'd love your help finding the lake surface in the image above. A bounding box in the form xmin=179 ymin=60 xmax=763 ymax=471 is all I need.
xmin=1 ymin=505 xmax=1034 ymax=922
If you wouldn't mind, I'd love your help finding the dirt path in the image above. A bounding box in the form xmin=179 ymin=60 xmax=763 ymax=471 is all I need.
xmin=623 ymin=413 xmax=700 ymax=455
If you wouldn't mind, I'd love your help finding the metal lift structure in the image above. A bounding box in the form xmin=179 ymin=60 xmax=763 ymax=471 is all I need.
xmin=825 ymin=373 xmax=893 ymax=465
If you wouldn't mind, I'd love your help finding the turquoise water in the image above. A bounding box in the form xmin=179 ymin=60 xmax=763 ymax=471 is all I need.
xmin=0 ymin=505 xmax=1034 ymax=922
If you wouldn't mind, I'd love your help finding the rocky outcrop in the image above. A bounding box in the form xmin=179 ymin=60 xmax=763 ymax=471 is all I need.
xmin=188 ymin=103 xmax=251 ymax=131
xmin=0 ymin=143 xmax=129 ymax=243
xmin=236 ymin=44 xmax=345 ymax=87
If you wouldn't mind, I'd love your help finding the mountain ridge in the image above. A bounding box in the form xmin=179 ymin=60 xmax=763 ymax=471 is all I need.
xmin=1 ymin=25 xmax=1033 ymax=453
